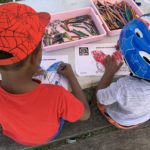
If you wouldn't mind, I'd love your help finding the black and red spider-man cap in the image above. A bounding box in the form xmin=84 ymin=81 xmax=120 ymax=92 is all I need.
xmin=0 ymin=3 xmax=50 ymax=65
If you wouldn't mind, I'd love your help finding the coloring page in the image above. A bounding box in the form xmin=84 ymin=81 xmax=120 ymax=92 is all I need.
xmin=33 ymin=55 xmax=69 ymax=89
xmin=75 ymin=43 xmax=129 ymax=76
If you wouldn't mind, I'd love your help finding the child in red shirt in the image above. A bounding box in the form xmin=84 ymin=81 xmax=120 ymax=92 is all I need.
xmin=0 ymin=3 xmax=90 ymax=146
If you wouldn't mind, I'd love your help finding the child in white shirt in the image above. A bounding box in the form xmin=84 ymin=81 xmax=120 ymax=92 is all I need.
xmin=96 ymin=19 xmax=150 ymax=129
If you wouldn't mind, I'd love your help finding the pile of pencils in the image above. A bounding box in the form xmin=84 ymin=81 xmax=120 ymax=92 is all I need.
xmin=95 ymin=1 xmax=138 ymax=30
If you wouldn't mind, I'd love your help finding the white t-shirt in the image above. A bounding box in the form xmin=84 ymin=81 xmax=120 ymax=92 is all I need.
xmin=97 ymin=76 xmax=150 ymax=126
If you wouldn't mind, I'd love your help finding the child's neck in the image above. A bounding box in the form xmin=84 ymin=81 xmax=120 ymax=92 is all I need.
xmin=1 ymin=71 xmax=39 ymax=94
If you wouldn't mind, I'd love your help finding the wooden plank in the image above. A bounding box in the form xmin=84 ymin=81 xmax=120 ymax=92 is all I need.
xmin=50 ymin=121 xmax=150 ymax=150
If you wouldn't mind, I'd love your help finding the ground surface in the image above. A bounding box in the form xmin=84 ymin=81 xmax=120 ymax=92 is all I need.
xmin=1 ymin=103 xmax=150 ymax=150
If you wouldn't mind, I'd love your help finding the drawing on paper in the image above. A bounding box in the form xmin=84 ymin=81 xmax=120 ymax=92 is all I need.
xmin=75 ymin=43 xmax=129 ymax=77
xmin=91 ymin=50 xmax=106 ymax=73
xmin=36 ymin=61 xmax=64 ymax=85
xmin=91 ymin=50 xmax=123 ymax=73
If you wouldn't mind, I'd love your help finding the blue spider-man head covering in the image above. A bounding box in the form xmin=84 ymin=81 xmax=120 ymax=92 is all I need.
xmin=119 ymin=19 xmax=150 ymax=80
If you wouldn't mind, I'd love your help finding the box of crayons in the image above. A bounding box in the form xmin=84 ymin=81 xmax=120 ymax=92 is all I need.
xmin=91 ymin=0 xmax=143 ymax=36
xmin=42 ymin=7 xmax=106 ymax=52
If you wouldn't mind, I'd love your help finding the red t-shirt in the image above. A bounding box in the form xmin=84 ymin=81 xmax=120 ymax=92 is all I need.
xmin=0 ymin=82 xmax=84 ymax=146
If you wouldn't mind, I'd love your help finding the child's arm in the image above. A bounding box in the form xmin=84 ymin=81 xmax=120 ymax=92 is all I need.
xmin=57 ymin=63 xmax=90 ymax=121
xmin=96 ymin=56 xmax=123 ymax=105
xmin=97 ymin=55 xmax=123 ymax=91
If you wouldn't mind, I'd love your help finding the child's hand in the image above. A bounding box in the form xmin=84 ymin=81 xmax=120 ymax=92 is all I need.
xmin=57 ymin=63 xmax=75 ymax=79
xmin=104 ymin=55 xmax=123 ymax=75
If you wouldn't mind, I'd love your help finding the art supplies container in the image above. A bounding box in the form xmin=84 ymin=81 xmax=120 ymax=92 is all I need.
xmin=42 ymin=7 xmax=106 ymax=52
xmin=90 ymin=0 xmax=143 ymax=36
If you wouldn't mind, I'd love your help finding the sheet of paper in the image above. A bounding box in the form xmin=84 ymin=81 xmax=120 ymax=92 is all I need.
xmin=33 ymin=55 xmax=69 ymax=89
xmin=75 ymin=43 xmax=129 ymax=76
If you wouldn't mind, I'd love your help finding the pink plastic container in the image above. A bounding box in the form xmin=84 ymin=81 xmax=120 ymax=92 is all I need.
xmin=42 ymin=7 xmax=106 ymax=52
xmin=90 ymin=0 xmax=144 ymax=36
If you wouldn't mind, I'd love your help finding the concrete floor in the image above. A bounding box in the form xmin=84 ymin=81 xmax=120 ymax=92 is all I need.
xmin=50 ymin=124 xmax=150 ymax=150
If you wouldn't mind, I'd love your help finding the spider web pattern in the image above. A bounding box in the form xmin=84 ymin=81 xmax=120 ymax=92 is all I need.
xmin=0 ymin=3 xmax=44 ymax=65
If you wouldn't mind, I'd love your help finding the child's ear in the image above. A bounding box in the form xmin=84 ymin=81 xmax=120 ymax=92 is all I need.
xmin=30 ymin=48 xmax=42 ymax=67
xmin=30 ymin=53 xmax=37 ymax=66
